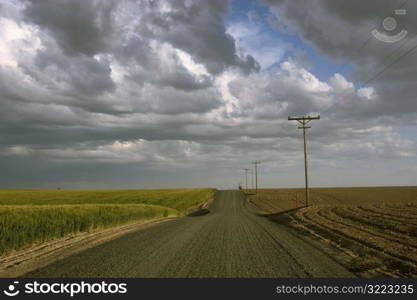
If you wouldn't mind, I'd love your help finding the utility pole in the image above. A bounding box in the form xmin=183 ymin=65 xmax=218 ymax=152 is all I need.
xmin=251 ymin=169 xmax=254 ymax=190
xmin=288 ymin=115 xmax=320 ymax=208
xmin=243 ymin=168 xmax=250 ymax=192
xmin=252 ymin=161 xmax=260 ymax=194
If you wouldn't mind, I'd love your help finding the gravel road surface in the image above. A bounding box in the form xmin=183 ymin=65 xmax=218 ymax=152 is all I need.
xmin=27 ymin=190 xmax=353 ymax=277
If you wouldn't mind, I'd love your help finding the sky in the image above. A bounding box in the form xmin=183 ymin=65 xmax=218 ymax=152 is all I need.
xmin=0 ymin=0 xmax=417 ymax=189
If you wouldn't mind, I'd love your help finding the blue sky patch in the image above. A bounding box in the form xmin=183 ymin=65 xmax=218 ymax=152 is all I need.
xmin=227 ymin=0 xmax=354 ymax=81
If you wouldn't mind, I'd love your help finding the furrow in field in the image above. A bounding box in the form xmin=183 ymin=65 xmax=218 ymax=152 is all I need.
xmin=314 ymin=208 xmax=417 ymax=264
xmin=380 ymin=204 xmax=417 ymax=213
xmin=366 ymin=205 xmax=417 ymax=220
xmin=350 ymin=206 xmax=417 ymax=225
xmin=294 ymin=208 xmax=417 ymax=276
xmin=340 ymin=207 xmax=417 ymax=239
xmin=319 ymin=208 xmax=417 ymax=250
xmin=292 ymin=210 xmax=371 ymax=256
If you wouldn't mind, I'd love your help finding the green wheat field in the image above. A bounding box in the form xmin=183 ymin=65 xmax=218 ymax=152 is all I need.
xmin=0 ymin=188 xmax=215 ymax=255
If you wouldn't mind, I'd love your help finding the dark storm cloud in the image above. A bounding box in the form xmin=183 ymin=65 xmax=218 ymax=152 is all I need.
xmin=12 ymin=0 xmax=257 ymax=116
xmin=263 ymin=0 xmax=417 ymax=63
xmin=125 ymin=0 xmax=259 ymax=75
xmin=23 ymin=0 xmax=258 ymax=75
xmin=23 ymin=0 xmax=117 ymax=56
xmin=34 ymin=49 xmax=116 ymax=96
xmin=120 ymin=35 xmax=213 ymax=91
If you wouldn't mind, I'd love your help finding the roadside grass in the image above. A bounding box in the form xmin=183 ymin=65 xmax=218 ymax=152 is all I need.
xmin=0 ymin=188 xmax=215 ymax=256
xmin=0 ymin=204 xmax=179 ymax=256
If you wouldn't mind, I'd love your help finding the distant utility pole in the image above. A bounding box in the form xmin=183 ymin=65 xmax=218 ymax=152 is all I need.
xmin=251 ymin=169 xmax=254 ymax=190
xmin=243 ymin=168 xmax=250 ymax=191
xmin=252 ymin=161 xmax=260 ymax=194
xmin=288 ymin=115 xmax=320 ymax=208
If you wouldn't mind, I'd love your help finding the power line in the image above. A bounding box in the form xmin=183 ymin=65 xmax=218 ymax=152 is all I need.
xmin=380 ymin=33 xmax=414 ymax=63
xmin=361 ymin=39 xmax=417 ymax=86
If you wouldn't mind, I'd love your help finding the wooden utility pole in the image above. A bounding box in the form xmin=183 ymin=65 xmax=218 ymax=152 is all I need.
xmin=243 ymin=168 xmax=250 ymax=192
xmin=288 ymin=115 xmax=320 ymax=208
xmin=251 ymin=169 xmax=254 ymax=190
xmin=252 ymin=161 xmax=260 ymax=194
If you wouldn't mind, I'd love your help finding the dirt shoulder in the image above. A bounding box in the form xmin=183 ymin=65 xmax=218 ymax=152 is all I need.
xmin=0 ymin=217 xmax=176 ymax=277
xmin=185 ymin=191 xmax=216 ymax=216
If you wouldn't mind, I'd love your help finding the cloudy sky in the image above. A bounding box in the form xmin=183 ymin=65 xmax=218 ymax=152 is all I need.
xmin=0 ymin=0 xmax=416 ymax=189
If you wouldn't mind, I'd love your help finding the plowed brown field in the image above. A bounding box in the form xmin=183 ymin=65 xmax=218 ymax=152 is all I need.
xmin=247 ymin=187 xmax=417 ymax=277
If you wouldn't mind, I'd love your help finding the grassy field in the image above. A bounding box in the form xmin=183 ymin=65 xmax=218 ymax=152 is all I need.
xmin=0 ymin=188 xmax=215 ymax=256
xmin=247 ymin=187 xmax=417 ymax=277
xmin=0 ymin=188 xmax=215 ymax=212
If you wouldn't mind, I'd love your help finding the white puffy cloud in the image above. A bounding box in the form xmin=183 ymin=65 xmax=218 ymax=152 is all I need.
xmin=227 ymin=20 xmax=287 ymax=70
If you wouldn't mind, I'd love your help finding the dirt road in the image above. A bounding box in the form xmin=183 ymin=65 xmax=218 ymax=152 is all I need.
xmin=27 ymin=191 xmax=353 ymax=277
